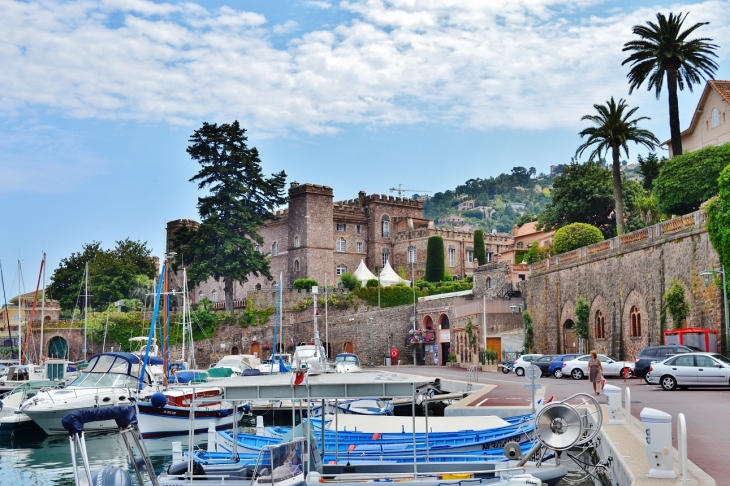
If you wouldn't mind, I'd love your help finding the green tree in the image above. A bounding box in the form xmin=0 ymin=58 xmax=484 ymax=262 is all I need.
xmin=654 ymin=143 xmax=730 ymax=216
xmin=706 ymin=163 xmax=730 ymax=270
xmin=576 ymin=97 xmax=659 ymax=235
xmin=623 ymin=12 xmax=719 ymax=156
xmin=177 ymin=121 xmax=288 ymax=311
xmin=49 ymin=240 xmax=156 ymax=311
xmin=664 ymin=279 xmax=690 ymax=329
xmin=339 ymin=272 xmax=359 ymax=291
xmin=553 ymin=223 xmax=604 ymax=254
xmin=516 ymin=213 xmax=538 ymax=226
xmin=523 ymin=311 xmax=534 ymax=353
xmin=473 ymin=230 xmax=486 ymax=266
xmin=637 ymin=153 xmax=665 ymax=191
xmin=574 ymin=297 xmax=590 ymax=349
xmin=425 ymin=236 xmax=445 ymax=282
xmin=525 ymin=241 xmax=550 ymax=264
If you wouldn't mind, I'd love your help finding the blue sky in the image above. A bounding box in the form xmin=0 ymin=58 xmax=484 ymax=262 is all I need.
xmin=1 ymin=0 xmax=729 ymax=293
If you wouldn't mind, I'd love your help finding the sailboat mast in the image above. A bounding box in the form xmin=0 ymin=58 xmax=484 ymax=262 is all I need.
xmin=163 ymin=260 xmax=169 ymax=387
xmin=40 ymin=252 xmax=46 ymax=360
xmin=0 ymin=262 xmax=15 ymax=360
xmin=23 ymin=255 xmax=44 ymax=364
xmin=181 ymin=268 xmax=187 ymax=364
xmin=84 ymin=261 xmax=88 ymax=360
xmin=18 ymin=261 xmax=22 ymax=366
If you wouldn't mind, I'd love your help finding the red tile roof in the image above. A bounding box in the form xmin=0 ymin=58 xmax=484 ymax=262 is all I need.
xmin=709 ymin=80 xmax=730 ymax=105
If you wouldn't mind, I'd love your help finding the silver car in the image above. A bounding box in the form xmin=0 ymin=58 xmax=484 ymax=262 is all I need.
xmin=646 ymin=352 xmax=730 ymax=390
xmin=561 ymin=354 xmax=634 ymax=380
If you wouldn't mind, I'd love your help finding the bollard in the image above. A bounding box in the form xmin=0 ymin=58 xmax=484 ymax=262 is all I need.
xmin=603 ymin=384 xmax=623 ymax=424
xmin=625 ymin=387 xmax=631 ymax=424
xmin=640 ymin=408 xmax=676 ymax=479
xmin=678 ymin=413 xmax=688 ymax=478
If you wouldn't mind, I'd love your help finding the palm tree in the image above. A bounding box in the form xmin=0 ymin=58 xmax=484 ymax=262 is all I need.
xmin=622 ymin=12 xmax=718 ymax=156
xmin=576 ymin=97 xmax=659 ymax=235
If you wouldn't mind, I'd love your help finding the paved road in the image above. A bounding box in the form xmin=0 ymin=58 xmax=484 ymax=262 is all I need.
xmin=393 ymin=365 xmax=729 ymax=480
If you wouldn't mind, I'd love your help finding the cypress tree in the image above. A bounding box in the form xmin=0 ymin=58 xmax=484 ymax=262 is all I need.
xmin=425 ymin=236 xmax=445 ymax=282
xmin=473 ymin=229 xmax=486 ymax=266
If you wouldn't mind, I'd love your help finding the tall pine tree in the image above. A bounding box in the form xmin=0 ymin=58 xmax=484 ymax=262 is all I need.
xmin=425 ymin=236 xmax=445 ymax=282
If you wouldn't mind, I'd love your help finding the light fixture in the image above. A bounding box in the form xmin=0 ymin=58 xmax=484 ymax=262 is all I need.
xmin=699 ymin=270 xmax=713 ymax=287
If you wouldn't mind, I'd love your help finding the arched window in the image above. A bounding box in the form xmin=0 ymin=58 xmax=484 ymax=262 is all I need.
xmin=712 ymin=108 xmax=720 ymax=128
xmin=336 ymin=264 xmax=347 ymax=275
xmin=272 ymin=241 xmax=278 ymax=256
xmin=294 ymin=236 xmax=300 ymax=248
xmin=595 ymin=310 xmax=605 ymax=339
xmin=294 ymin=259 xmax=300 ymax=272
xmin=337 ymin=237 xmax=346 ymax=252
xmin=212 ymin=290 xmax=218 ymax=303
xmin=381 ymin=215 xmax=390 ymax=238
xmin=255 ymin=283 xmax=262 ymax=292
xmin=630 ymin=305 xmax=641 ymax=337
xmin=486 ymin=277 xmax=492 ymax=289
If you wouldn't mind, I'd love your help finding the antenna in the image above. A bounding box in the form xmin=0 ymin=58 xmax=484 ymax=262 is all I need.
xmin=388 ymin=184 xmax=433 ymax=198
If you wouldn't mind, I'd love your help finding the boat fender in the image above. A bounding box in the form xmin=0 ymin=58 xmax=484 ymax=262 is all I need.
xmin=371 ymin=433 xmax=381 ymax=440
xmin=150 ymin=392 xmax=167 ymax=409
xmin=167 ymin=461 xmax=206 ymax=478
xmin=0 ymin=400 xmax=3 ymax=411
xmin=218 ymin=409 xmax=230 ymax=417
xmin=347 ymin=445 xmax=356 ymax=452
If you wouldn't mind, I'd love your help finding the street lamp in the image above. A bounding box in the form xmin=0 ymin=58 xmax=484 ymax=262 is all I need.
xmin=700 ymin=266 xmax=730 ymax=357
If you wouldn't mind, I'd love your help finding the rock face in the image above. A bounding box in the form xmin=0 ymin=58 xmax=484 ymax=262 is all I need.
xmin=526 ymin=211 xmax=725 ymax=360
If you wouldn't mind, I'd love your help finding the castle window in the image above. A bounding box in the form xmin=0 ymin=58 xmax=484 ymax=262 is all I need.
xmin=595 ymin=310 xmax=605 ymax=339
xmin=294 ymin=236 xmax=300 ymax=248
xmin=336 ymin=223 xmax=346 ymax=232
xmin=630 ymin=305 xmax=641 ymax=337
xmin=356 ymin=225 xmax=362 ymax=233
xmin=448 ymin=247 xmax=455 ymax=267
xmin=486 ymin=251 xmax=493 ymax=263
xmin=272 ymin=242 xmax=279 ymax=256
xmin=337 ymin=237 xmax=346 ymax=252
xmin=382 ymin=248 xmax=390 ymax=266
xmin=336 ymin=264 xmax=347 ymax=275
xmin=408 ymin=246 xmax=416 ymax=263
xmin=294 ymin=259 xmax=300 ymax=272
xmin=466 ymin=249 xmax=473 ymax=263
xmin=486 ymin=277 xmax=492 ymax=289
xmin=712 ymin=108 xmax=720 ymax=128
xmin=356 ymin=241 xmax=364 ymax=254
xmin=381 ymin=215 xmax=390 ymax=238
xmin=212 ymin=290 xmax=218 ymax=303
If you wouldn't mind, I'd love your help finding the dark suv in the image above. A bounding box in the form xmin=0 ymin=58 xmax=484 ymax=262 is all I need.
xmin=634 ymin=345 xmax=699 ymax=382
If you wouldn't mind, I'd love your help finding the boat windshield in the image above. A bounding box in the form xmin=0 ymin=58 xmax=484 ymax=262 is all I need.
xmin=335 ymin=355 xmax=359 ymax=364
xmin=68 ymin=372 xmax=139 ymax=388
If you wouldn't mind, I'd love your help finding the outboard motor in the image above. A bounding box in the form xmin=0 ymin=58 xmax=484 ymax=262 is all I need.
xmin=91 ymin=464 xmax=133 ymax=486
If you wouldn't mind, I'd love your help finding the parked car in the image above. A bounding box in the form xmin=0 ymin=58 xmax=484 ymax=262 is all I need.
xmin=513 ymin=354 xmax=543 ymax=376
xmin=634 ymin=345 xmax=700 ymax=383
xmin=548 ymin=354 xmax=583 ymax=378
xmin=646 ymin=352 xmax=730 ymax=390
xmin=561 ymin=354 xmax=634 ymax=380
xmin=531 ymin=355 xmax=560 ymax=377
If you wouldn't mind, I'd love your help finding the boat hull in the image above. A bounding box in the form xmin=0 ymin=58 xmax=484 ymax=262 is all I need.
xmin=137 ymin=403 xmax=249 ymax=438
xmin=0 ymin=412 xmax=42 ymax=435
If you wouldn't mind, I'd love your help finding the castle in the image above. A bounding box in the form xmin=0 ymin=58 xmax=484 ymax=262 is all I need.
xmin=167 ymin=182 xmax=547 ymax=305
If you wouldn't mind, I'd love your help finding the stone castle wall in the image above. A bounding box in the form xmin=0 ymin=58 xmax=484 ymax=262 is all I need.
xmin=526 ymin=211 xmax=725 ymax=360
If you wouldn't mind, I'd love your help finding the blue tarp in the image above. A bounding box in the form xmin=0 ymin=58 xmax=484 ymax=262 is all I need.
xmin=61 ymin=406 xmax=138 ymax=436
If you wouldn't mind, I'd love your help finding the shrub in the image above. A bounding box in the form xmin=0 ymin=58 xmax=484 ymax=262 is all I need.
xmin=552 ymin=223 xmax=603 ymax=254
xmin=707 ymin=163 xmax=730 ymax=269
xmin=447 ymin=353 xmax=457 ymax=363
xmin=293 ymin=278 xmax=319 ymax=291
xmin=574 ymin=297 xmax=589 ymax=340
xmin=339 ymin=272 xmax=359 ymax=291
xmin=525 ymin=241 xmax=550 ymax=264
xmin=523 ymin=311 xmax=534 ymax=353
xmin=473 ymin=230 xmax=486 ymax=266
xmin=655 ymin=143 xmax=730 ymax=216
xmin=425 ymin=236 xmax=445 ymax=282
xmin=365 ymin=279 xmax=380 ymax=288
xmin=664 ymin=279 xmax=690 ymax=329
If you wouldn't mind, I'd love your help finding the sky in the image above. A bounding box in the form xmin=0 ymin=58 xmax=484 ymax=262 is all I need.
xmin=1 ymin=0 xmax=729 ymax=294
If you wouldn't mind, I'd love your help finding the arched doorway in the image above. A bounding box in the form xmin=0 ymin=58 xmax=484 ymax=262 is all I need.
xmin=231 ymin=346 xmax=239 ymax=355
xmin=343 ymin=341 xmax=354 ymax=353
xmin=438 ymin=314 xmax=450 ymax=366
xmin=563 ymin=320 xmax=577 ymax=354
xmin=250 ymin=342 xmax=261 ymax=357
xmin=47 ymin=336 xmax=68 ymax=359
xmin=322 ymin=342 xmax=332 ymax=358
xmin=423 ymin=315 xmax=434 ymax=330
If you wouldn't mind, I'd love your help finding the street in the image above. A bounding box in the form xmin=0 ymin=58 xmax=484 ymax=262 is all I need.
xmin=397 ymin=365 xmax=730 ymax=480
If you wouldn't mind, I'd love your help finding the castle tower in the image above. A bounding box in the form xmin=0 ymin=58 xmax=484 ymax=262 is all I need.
xmin=287 ymin=183 xmax=334 ymax=286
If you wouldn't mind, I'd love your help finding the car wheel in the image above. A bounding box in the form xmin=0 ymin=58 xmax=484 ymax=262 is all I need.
xmin=661 ymin=375 xmax=677 ymax=391
xmin=515 ymin=367 xmax=525 ymax=377
xmin=553 ymin=369 xmax=563 ymax=378
xmin=571 ymin=369 xmax=584 ymax=380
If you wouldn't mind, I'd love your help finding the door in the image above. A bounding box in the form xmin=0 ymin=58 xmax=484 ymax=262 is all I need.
xmin=250 ymin=342 xmax=260 ymax=358
xmin=47 ymin=336 xmax=68 ymax=359
xmin=695 ymin=355 xmax=725 ymax=385
xmin=441 ymin=342 xmax=450 ymax=366
xmin=343 ymin=341 xmax=354 ymax=353
xmin=668 ymin=355 xmax=697 ymax=385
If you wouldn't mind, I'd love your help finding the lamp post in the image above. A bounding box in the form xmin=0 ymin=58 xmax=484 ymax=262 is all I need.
xmin=412 ymin=259 xmax=417 ymax=366
xmin=700 ymin=266 xmax=730 ymax=357
xmin=369 ymin=317 xmax=374 ymax=367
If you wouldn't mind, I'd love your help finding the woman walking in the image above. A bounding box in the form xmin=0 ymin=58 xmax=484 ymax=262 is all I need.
xmin=587 ymin=350 xmax=603 ymax=395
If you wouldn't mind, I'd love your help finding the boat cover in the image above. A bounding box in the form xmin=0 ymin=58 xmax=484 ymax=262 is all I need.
xmin=61 ymin=405 xmax=138 ymax=436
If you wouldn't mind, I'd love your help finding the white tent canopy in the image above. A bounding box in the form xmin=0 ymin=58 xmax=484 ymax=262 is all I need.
xmin=378 ymin=261 xmax=410 ymax=287
xmin=353 ymin=259 xmax=377 ymax=286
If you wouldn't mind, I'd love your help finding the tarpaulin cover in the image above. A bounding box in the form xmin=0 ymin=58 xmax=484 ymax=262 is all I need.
xmin=61 ymin=406 xmax=138 ymax=436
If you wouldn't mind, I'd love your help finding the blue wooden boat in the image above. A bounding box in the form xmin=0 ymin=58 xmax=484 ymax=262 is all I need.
xmin=309 ymin=398 xmax=394 ymax=417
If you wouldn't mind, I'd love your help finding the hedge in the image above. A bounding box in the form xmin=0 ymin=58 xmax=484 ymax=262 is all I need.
xmin=552 ymin=223 xmax=604 ymax=254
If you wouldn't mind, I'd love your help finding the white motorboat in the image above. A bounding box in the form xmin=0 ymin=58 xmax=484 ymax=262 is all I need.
xmin=0 ymin=358 xmax=74 ymax=392
xmin=333 ymin=353 xmax=362 ymax=373
xmin=0 ymin=380 xmax=65 ymax=434
xmin=20 ymin=352 xmax=164 ymax=435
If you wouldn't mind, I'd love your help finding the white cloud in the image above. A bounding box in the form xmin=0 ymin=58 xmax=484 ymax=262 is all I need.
xmin=0 ymin=0 xmax=728 ymax=137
